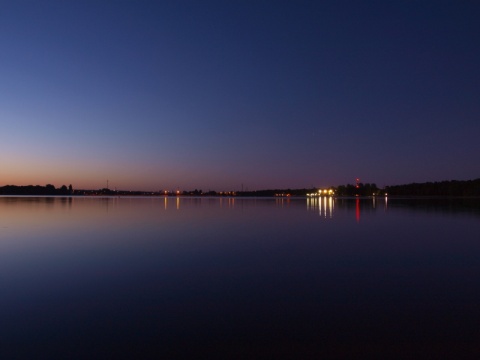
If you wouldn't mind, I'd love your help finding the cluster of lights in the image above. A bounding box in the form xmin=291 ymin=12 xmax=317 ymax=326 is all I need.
xmin=218 ymin=191 xmax=236 ymax=195
xmin=307 ymin=189 xmax=334 ymax=196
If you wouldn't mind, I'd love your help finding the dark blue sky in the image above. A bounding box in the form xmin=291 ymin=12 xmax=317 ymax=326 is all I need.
xmin=1 ymin=1 xmax=479 ymax=190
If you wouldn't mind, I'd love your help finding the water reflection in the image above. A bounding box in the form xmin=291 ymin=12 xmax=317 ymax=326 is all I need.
xmin=218 ymin=197 xmax=236 ymax=208
xmin=356 ymin=198 xmax=360 ymax=223
xmin=0 ymin=193 xmax=476 ymax=224
xmin=306 ymin=196 xmax=334 ymax=218
xmin=275 ymin=197 xmax=291 ymax=207
xmin=0 ymin=195 xmax=478 ymax=219
xmin=0 ymin=195 xmax=479 ymax=358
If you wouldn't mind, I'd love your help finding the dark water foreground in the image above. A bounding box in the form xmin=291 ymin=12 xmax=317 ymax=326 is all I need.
xmin=0 ymin=196 xmax=479 ymax=359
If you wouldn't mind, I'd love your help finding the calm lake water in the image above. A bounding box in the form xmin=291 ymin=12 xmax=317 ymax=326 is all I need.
xmin=1 ymin=196 xmax=479 ymax=359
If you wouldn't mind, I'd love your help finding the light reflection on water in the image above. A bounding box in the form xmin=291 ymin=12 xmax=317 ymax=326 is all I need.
xmin=306 ymin=196 xmax=335 ymax=218
xmin=0 ymin=196 xmax=479 ymax=358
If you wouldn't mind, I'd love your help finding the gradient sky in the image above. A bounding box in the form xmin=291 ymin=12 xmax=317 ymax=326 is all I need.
xmin=1 ymin=1 xmax=479 ymax=191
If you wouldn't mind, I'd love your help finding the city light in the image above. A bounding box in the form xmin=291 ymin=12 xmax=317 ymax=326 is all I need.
xmin=307 ymin=189 xmax=335 ymax=197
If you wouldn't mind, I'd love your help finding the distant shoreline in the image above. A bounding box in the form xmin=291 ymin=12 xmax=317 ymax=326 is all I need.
xmin=1 ymin=178 xmax=479 ymax=197
xmin=1 ymin=194 xmax=479 ymax=201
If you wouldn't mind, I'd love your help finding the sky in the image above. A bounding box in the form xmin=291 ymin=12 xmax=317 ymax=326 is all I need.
xmin=1 ymin=0 xmax=479 ymax=191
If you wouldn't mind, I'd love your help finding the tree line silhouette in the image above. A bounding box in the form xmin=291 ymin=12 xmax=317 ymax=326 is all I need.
xmin=335 ymin=179 xmax=480 ymax=197
xmin=384 ymin=179 xmax=480 ymax=197
xmin=0 ymin=184 xmax=73 ymax=195
xmin=0 ymin=179 xmax=479 ymax=196
xmin=335 ymin=183 xmax=379 ymax=196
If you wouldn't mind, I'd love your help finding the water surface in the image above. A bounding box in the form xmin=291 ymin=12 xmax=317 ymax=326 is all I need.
xmin=1 ymin=196 xmax=479 ymax=358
